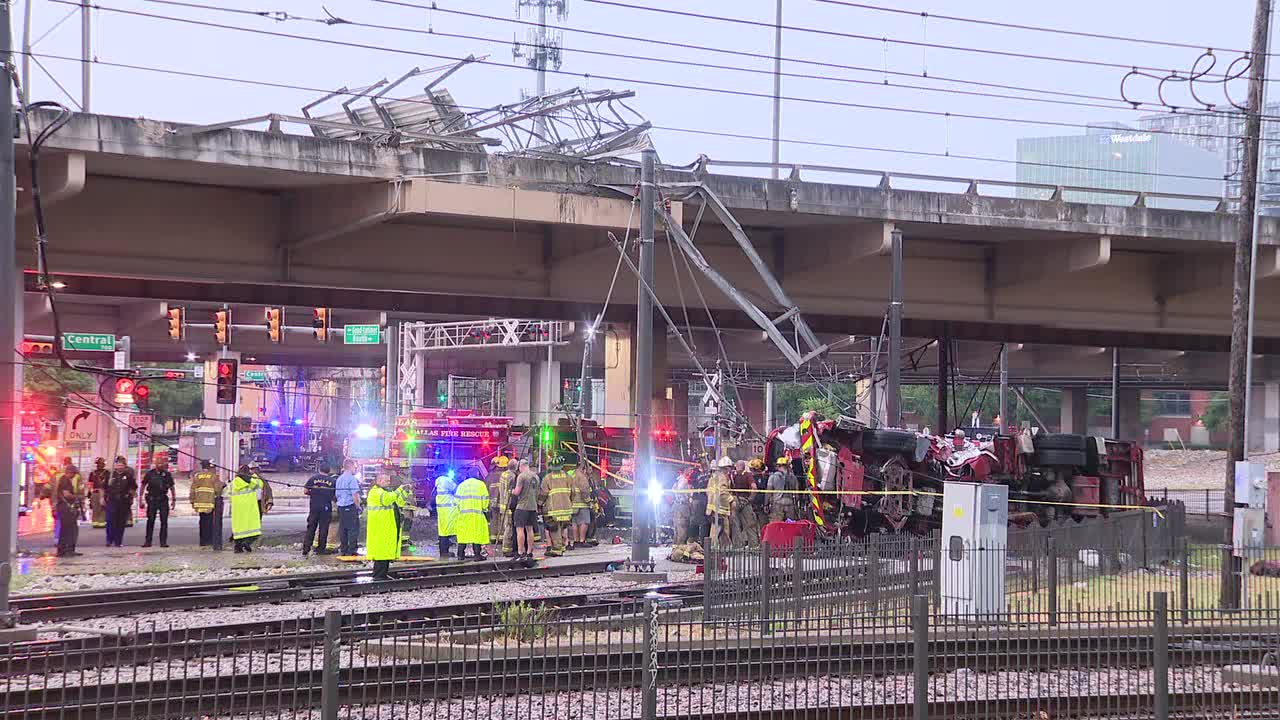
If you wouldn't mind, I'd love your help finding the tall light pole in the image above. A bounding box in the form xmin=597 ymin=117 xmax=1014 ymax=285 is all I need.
xmin=632 ymin=148 xmax=656 ymax=566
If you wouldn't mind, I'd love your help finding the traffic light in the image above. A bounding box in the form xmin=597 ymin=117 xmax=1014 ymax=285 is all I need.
xmin=113 ymin=377 xmax=136 ymax=405
xmin=19 ymin=339 xmax=53 ymax=356
xmin=216 ymin=359 xmax=238 ymax=405
xmin=312 ymin=308 xmax=330 ymax=343
xmin=134 ymin=382 xmax=151 ymax=409
xmin=166 ymin=307 xmax=185 ymax=341
xmin=213 ymin=309 xmax=231 ymax=347
xmin=265 ymin=307 xmax=283 ymax=344
xmin=378 ymin=365 xmax=387 ymax=401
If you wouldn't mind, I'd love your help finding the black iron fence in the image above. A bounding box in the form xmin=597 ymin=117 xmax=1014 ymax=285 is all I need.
xmin=6 ymin=593 xmax=1280 ymax=719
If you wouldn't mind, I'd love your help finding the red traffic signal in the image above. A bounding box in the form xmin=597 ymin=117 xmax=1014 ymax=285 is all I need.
xmin=215 ymin=359 xmax=238 ymax=405
xmin=20 ymin=340 xmax=53 ymax=355
xmin=134 ymin=383 xmax=151 ymax=408
xmin=114 ymin=377 xmax=135 ymax=395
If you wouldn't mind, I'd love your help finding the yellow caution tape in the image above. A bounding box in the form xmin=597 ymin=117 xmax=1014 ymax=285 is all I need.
xmin=561 ymin=440 xmax=698 ymax=468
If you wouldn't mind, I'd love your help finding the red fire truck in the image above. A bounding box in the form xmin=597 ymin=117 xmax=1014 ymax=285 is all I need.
xmin=388 ymin=408 xmax=513 ymax=505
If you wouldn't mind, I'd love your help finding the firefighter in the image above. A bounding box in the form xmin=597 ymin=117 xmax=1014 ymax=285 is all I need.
xmin=706 ymin=457 xmax=735 ymax=549
xmin=394 ymin=476 xmax=416 ymax=550
xmin=453 ymin=475 xmax=490 ymax=561
xmin=767 ymin=456 xmax=797 ymax=523
xmin=490 ymin=456 xmax=517 ymax=557
xmin=228 ymin=464 xmax=264 ymax=553
xmin=434 ymin=473 xmax=458 ymax=559
xmin=87 ymin=458 xmax=110 ymax=529
xmin=538 ymin=456 xmax=574 ymax=557
xmin=366 ymin=473 xmax=406 ymax=580
xmin=731 ymin=460 xmax=760 ymax=548
xmin=189 ymin=460 xmax=224 ymax=548
xmin=689 ymin=457 xmax=711 ymax=542
xmin=569 ymin=463 xmax=596 ymax=549
xmin=671 ymin=468 xmax=693 ymax=545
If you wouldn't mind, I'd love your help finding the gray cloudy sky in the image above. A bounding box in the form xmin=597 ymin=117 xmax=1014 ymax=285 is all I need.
xmin=15 ymin=0 xmax=1266 ymax=181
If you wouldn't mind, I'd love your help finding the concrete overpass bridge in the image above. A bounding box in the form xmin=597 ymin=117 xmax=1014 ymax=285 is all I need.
xmin=17 ymin=110 xmax=1280 ymax=448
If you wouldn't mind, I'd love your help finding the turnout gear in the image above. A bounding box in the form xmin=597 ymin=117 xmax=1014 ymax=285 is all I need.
xmin=767 ymin=466 xmax=798 ymax=523
xmin=539 ymin=467 xmax=574 ymax=556
xmin=706 ymin=469 xmax=735 ymax=549
xmin=492 ymin=468 xmax=516 ymax=552
xmin=671 ymin=472 xmax=692 ymax=545
xmin=395 ymin=483 xmax=416 ymax=548
xmin=87 ymin=460 xmax=110 ymax=528
xmin=190 ymin=464 xmax=224 ymax=548
xmin=365 ymin=484 xmax=406 ymax=562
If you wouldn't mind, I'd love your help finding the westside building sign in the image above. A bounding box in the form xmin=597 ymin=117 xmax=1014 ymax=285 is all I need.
xmin=1100 ymin=133 xmax=1152 ymax=144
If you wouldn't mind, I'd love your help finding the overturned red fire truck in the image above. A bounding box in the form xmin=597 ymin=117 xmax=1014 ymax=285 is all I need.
xmin=764 ymin=412 xmax=1145 ymax=536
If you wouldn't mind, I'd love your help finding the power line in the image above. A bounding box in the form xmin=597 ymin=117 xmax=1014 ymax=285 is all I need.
xmin=56 ymin=2 xmax=1257 ymax=144
xmin=579 ymin=0 xmax=1253 ymax=80
xmin=810 ymin=0 xmax=1262 ymax=56
xmin=26 ymin=50 xmax=1269 ymax=191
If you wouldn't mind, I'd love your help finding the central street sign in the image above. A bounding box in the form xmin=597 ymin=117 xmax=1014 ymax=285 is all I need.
xmin=61 ymin=333 xmax=115 ymax=352
xmin=344 ymin=325 xmax=382 ymax=345
xmin=242 ymin=370 xmax=268 ymax=382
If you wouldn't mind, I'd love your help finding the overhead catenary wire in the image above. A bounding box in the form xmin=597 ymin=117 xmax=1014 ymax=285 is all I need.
xmin=56 ymin=2 xmax=1262 ymax=145
xmin=22 ymin=49 xmax=1273 ymax=189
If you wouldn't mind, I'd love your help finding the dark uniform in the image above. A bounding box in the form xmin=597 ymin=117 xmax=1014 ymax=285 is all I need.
xmin=104 ymin=461 xmax=137 ymax=547
xmin=141 ymin=466 xmax=176 ymax=547
xmin=303 ymin=470 xmax=337 ymax=555
xmin=54 ymin=469 xmax=81 ymax=556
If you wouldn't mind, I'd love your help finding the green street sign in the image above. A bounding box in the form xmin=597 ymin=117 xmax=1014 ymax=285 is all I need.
xmin=243 ymin=370 xmax=268 ymax=382
xmin=61 ymin=333 xmax=115 ymax=352
xmin=343 ymin=325 xmax=382 ymax=345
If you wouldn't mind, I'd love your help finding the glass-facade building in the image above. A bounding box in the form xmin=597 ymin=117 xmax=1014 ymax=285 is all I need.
xmin=1139 ymin=106 xmax=1280 ymax=213
xmin=1016 ymin=125 xmax=1225 ymax=210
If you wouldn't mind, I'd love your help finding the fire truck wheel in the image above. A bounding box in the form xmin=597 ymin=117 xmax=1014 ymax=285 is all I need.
xmin=1030 ymin=449 xmax=1087 ymax=468
xmin=1034 ymin=433 xmax=1088 ymax=452
xmin=861 ymin=429 xmax=918 ymax=454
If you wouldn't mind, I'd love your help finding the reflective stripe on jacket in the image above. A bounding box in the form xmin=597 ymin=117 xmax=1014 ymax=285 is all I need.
xmin=365 ymin=485 xmax=405 ymax=561
xmin=190 ymin=471 xmax=220 ymax=513
xmin=228 ymin=475 xmax=264 ymax=540
xmin=453 ymin=478 xmax=491 ymax=545
xmin=539 ymin=470 xmax=574 ymax=522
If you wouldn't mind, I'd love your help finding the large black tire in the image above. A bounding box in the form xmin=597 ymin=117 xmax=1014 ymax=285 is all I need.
xmin=862 ymin=428 xmax=918 ymax=454
xmin=1031 ymin=448 xmax=1087 ymax=467
xmin=1035 ymin=433 xmax=1088 ymax=452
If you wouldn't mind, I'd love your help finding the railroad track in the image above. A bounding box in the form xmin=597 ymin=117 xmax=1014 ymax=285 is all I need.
xmin=11 ymin=557 xmax=620 ymax=623
xmin=5 ymin=633 xmax=1276 ymax=720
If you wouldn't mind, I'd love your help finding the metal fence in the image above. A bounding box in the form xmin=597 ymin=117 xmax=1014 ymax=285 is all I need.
xmin=1151 ymin=488 xmax=1227 ymax=518
xmin=6 ymin=593 xmax=1280 ymax=719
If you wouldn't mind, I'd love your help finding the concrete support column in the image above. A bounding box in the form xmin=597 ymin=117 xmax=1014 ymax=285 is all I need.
xmin=531 ymin=356 xmax=561 ymax=426
xmin=602 ymin=323 xmax=634 ymax=428
xmin=1116 ymin=388 xmax=1142 ymax=443
xmin=505 ymin=363 xmax=533 ymax=426
xmin=1248 ymin=382 xmax=1280 ymax=453
xmin=1060 ymin=388 xmax=1088 ymax=435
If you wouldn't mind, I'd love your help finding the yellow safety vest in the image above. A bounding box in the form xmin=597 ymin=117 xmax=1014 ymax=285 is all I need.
xmin=228 ymin=475 xmax=263 ymax=540
xmin=435 ymin=477 xmax=458 ymax=537
xmin=365 ymin=485 xmax=405 ymax=561
xmin=453 ymin=478 xmax=491 ymax=545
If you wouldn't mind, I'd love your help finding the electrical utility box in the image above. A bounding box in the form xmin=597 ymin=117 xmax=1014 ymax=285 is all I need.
xmin=1234 ymin=462 xmax=1267 ymax=558
xmin=940 ymin=482 xmax=1009 ymax=617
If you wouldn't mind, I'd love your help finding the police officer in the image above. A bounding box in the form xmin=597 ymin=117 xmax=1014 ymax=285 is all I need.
xmin=767 ymin=456 xmax=797 ymax=523
xmin=53 ymin=457 xmax=83 ymax=545
xmin=366 ymin=473 xmax=406 ymax=580
xmin=104 ymin=456 xmax=137 ymax=547
xmin=303 ymin=464 xmax=337 ymax=556
xmin=189 ymin=460 xmax=223 ymax=548
xmin=54 ymin=460 xmax=82 ymax=557
xmin=434 ymin=473 xmax=459 ymax=559
xmin=141 ymin=456 xmax=176 ymax=548
xmin=453 ymin=475 xmax=491 ymax=561
xmin=538 ymin=457 xmax=574 ymax=557
xmin=229 ymin=464 xmax=264 ymax=553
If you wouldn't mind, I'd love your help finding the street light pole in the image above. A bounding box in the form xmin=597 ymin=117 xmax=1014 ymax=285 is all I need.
xmin=0 ymin=0 xmax=18 ymax=622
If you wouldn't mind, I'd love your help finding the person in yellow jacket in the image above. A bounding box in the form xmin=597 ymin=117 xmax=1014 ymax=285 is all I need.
xmin=366 ymin=473 xmax=406 ymax=580
xmin=707 ymin=456 xmax=736 ymax=550
xmin=394 ymin=478 xmax=416 ymax=550
xmin=568 ymin=464 xmax=597 ymax=550
xmin=453 ymin=475 xmax=491 ymax=561
xmin=434 ymin=474 xmax=458 ymax=559
xmin=538 ymin=457 xmax=574 ymax=557
xmin=189 ymin=460 xmax=224 ymax=549
xmin=228 ymin=465 xmax=264 ymax=553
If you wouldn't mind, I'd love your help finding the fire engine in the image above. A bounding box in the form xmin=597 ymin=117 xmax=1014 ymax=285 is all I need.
xmin=389 ymin=408 xmax=512 ymax=505
xmin=765 ymin=412 xmax=1145 ymax=536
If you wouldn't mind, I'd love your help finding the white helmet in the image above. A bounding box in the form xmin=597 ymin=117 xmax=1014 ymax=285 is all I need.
xmin=716 ymin=456 xmax=734 ymax=468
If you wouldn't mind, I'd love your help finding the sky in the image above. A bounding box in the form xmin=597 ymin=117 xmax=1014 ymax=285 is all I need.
xmin=12 ymin=0 xmax=1269 ymax=185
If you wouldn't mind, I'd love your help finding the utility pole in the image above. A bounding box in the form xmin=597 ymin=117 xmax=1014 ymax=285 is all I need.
xmin=514 ymin=0 xmax=565 ymax=138
xmin=998 ymin=344 xmax=1008 ymax=433
xmin=1224 ymin=0 xmax=1273 ymax=610
xmin=80 ymin=0 xmax=90 ymax=111
xmin=770 ymin=0 xmax=783 ymax=180
xmin=631 ymin=148 xmax=656 ymax=566
xmin=1110 ymin=348 xmax=1121 ymax=439
xmin=936 ymin=331 xmax=950 ymax=434
xmin=886 ymin=228 xmax=903 ymax=427
xmin=0 ymin=0 xmax=15 ymax=623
